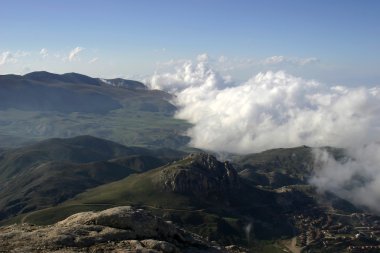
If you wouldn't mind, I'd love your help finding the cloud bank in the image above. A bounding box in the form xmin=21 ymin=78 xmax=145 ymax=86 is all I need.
xmin=149 ymin=56 xmax=380 ymax=153
xmin=148 ymin=55 xmax=380 ymax=212
xmin=311 ymin=145 xmax=380 ymax=212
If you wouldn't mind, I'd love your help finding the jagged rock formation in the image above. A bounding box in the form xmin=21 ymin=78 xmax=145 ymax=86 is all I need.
xmin=159 ymin=153 xmax=239 ymax=196
xmin=0 ymin=206 xmax=247 ymax=252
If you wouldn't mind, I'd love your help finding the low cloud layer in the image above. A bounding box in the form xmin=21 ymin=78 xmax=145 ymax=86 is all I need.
xmin=311 ymin=145 xmax=380 ymax=212
xmin=148 ymin=55 xmax=380 ymax=212
xmin=149 ymin=56 xmax=380 ymax=153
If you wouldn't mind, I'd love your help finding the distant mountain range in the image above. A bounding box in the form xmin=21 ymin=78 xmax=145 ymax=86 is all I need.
xmin=0 ymin=71 xmax=146 ymax=113
xmin=0 ymin=71 xmax=189 ymax=149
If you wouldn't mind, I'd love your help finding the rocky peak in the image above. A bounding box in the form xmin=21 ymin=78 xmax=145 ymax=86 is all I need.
xmin=160 ymin=153 xmax=239 ymax=196
xmin=0 ymin=206 xmax=248 ymax=252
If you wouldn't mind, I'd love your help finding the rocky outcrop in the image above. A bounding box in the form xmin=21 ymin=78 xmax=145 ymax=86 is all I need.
xmin=0 ymin=206 xmax=247 ymax=252
xmin=159 ymin=153 xmax=239 ymax=196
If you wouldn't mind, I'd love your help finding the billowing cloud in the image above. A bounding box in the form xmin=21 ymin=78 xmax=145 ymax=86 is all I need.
xmin=311 ymin=145 xmax=380 ymax=212
xmin=40 ymin=48 xmax=48 ymax=58
xmin=150 ymin=56 xmax=229 ymax=93
xmin=148 ymin=56 xmax=380 ymax=212
xmin=68 ymin=46 xmax=84 ymax=61
xmin=149 ymin=59 xmax=380 ymax=153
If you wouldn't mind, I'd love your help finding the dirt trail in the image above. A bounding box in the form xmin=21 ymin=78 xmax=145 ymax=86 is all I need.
xmin=284 ymin=237 xmax=301 ymax=253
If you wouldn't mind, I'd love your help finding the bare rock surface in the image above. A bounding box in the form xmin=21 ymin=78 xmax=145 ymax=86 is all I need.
xmin=0 ymin=206 xmax=248 ymax=252
xmin=160 ymin=153 xmax=239 ymax=196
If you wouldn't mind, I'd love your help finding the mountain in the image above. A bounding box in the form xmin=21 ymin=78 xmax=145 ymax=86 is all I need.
xmin=0 ymin=135 xmax=186 ymax=220
xmin=1 ymin=139 xmax=376 ymax=252
xmin=234 ymin=146 xmax=346 ymax=188
xmin=0 ymin=206 xmax=248 ymax=253
xmin=0 ymin=71 xmax=189 ymax=149
xmin=24 ymin=71 xmax=103 ymax=86
xmin=15 ymin=149 xmax=374 ymax=252
xmin=24 ymin=153 xmax=317 ymax=247
xmin=0 ymin=72 xmax=119 ymax=113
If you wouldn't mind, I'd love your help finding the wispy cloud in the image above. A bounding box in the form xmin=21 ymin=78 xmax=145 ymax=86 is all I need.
xmin=68 ymin=46 xmax=84 ymax=61
xmin=0 ymin=51 xmax=16 ymax=65
xmin=196 ymin=53 xmax=209 ymax=62
xmin=14 ymin=50 xmax=30 ymax=58
xmin=88 ymin=57 xmax=98 ymax=64
xmin=156 ymin=54 xmax=318 ymax=75
xmin=263 ymin=55 xmax=319 ymax=66
xmin=0 ymin=50 xmax=31 ymax=65
xmin=40 ymin=48 xmax=48 ymax=58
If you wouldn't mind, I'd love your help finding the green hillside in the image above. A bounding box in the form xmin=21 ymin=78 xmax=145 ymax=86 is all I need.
xmin=0 ymin=136 xmax=186 ymax=220
xmin=2 ymin=144 xmax=366 ymax=252
xmin=22 ymin=153 xmax=319 ymax=247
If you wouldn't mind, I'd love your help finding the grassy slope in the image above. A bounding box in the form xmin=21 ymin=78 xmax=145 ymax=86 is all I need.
xmin=19 ymin=158 xmax=302 ymax=248
xmin=0 ymin=136 xmax=187 ymax=220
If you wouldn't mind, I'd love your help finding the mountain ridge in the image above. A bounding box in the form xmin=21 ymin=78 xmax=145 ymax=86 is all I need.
xmin=0 ymin=135 xmax=186 ymax=220
xmin=0 ymin=71 xmax=190 ymax=149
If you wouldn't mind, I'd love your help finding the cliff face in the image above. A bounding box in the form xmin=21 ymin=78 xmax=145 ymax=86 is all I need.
xmin=0 ymin=206 xmax=247 ymax=252
xmin=159 ymin=153 xmax=239 ymax=196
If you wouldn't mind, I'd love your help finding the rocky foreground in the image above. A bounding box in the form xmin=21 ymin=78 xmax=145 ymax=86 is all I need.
xmin=0 ymin=206 xmax=247 ymax=253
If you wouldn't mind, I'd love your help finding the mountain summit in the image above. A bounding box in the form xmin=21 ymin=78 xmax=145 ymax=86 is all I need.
xmin=159 ymin=153 xmax=239 ymax=196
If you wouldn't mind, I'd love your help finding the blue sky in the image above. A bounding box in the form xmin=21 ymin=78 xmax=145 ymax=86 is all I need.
xmin=0 ymin=0 xmax=379 ymax=85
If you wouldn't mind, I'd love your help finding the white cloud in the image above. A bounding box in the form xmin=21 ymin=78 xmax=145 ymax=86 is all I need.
xmin=14 ymin=50 xmax=30 ymax=58
xmin=149 ymin=61 xmax=380 ymax=153
xmin=148 ymin=58 xmax=380 ymax=212
xmin=40 ymin=48 xmax=48 ymax=58
xmin=0 ymin=51 xmax=16 ymax=65
xmin=0 ymin=50 xmax=30 ymax=65
xmin=149 ymin=57 xmax=228 ymax=93
xmin=88 ymin=57 xmax=98 ymax=64
xmin=311 ymin=145 xmax=380 ymax=212
xmin=196 ymin=53 xmax=209 ymax=62
xmin=263 ymin=55 xmax=286 ymax=65
xmin=263 ymin=55 xmax=319 ymax=66
xmin=68 ymin=46 xmax=84 ymax=62
xmin=148 ymin=57 xmax=380 ymax=212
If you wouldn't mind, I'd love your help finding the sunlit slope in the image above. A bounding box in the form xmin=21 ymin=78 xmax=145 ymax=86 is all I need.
xmin=0 ymin=135 xmax=185 ymax=220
